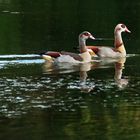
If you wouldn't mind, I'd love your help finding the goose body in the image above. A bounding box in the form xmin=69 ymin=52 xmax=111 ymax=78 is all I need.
xmin=41 ymin=31 xmax=95 ymax=63
xmin=87 ymin=24 xmax=131 ymax=58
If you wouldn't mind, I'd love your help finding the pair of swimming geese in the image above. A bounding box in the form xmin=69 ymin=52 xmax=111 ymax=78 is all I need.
xmin=42 ymin=23 xmax=131 ymax=63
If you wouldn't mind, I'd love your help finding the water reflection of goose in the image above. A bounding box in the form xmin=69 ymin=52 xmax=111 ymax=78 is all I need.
xmin=97 ymin=57 xmax=129 ymax=88
xmin=41 ymin=31 xmax=95 ymax=63
xmin=42 ymin=61 xmax=81 ymax=74
xmin=42 ymin=60 xmax=97 ymax=92
xmin=114 ymin=57 xmax=128 ymax=88
xmin=79 ymin=57 xmax=129 ymax=92
xmin=79 ymin=62 xmax=96 ymax=93
xmin=42 ymin=56 xmax=128 ymax=91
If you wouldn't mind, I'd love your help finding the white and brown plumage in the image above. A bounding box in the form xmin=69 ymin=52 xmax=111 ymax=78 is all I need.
xmin=87 ymin=24 xmax=131 ymax=58
xmin=41 ymin=31 xmax=95 ymax=63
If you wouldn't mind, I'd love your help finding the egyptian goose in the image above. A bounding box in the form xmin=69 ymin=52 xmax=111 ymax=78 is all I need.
xmin=87 ymin=24 xmax=131 ymax=58
xmin=41 ymin=31 xmax=95 ymax=63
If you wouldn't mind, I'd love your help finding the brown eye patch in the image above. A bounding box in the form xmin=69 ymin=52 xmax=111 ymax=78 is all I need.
xmin=83 ymin=33 xmax=90 ymax=36
xmin=121 ymin=24 xmax=126 ymax=28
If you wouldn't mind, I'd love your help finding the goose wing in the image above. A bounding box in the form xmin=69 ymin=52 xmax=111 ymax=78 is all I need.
xmin=61 ymin=51 xmax=83 ymax=61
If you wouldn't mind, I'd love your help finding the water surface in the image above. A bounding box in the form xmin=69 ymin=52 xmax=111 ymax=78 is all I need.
xmin=0 ymin=54 xmax=139 ymax=140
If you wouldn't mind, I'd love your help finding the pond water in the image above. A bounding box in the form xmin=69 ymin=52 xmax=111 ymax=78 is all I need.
xmin=0 ymin=1 xmax=140 ymax=140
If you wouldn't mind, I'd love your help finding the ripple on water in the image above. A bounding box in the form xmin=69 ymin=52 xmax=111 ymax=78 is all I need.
xmin=0 ymin=74 xmax=139 ymax=118
xmin=0 ymin=74 xmax=90 ymax=117
xmin=0 ymin=54 xmax=140 ymax=118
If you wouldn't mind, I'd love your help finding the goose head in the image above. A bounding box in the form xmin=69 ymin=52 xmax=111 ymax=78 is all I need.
xmin=79 ymin=31 xmax=95 ymax=41
xmin=115 ymin=24 xmax=131 ymax=34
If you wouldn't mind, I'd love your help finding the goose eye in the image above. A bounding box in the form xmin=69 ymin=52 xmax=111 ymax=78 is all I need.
xmin=83 ymin=33 xmax=90 ymax=36
xmin=121 ymin=24 xmax=126 ymax=28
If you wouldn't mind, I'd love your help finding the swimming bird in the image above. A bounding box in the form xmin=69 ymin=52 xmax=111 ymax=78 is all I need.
xmin=87 ymin=23 xmax=131 ymax=58
xmin=41 ymin=31 xmax=95 ymax=63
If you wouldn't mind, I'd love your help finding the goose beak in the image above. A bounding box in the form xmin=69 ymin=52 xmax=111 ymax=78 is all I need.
xmin=125 ymin=27 xmax=131 ymax=33
xmin=90 ymin=35 xmax=95 ymax=40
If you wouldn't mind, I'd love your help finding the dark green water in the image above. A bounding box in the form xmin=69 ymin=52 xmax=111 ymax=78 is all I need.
xmin=0 ymin=0 xmax=140 ymax=140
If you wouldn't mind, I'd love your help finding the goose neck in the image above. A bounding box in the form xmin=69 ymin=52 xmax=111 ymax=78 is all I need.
xmin=114 ymin=31 xmax=123 ymax=48
xmin=79 ymin=38 xmax=87 ymax=53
